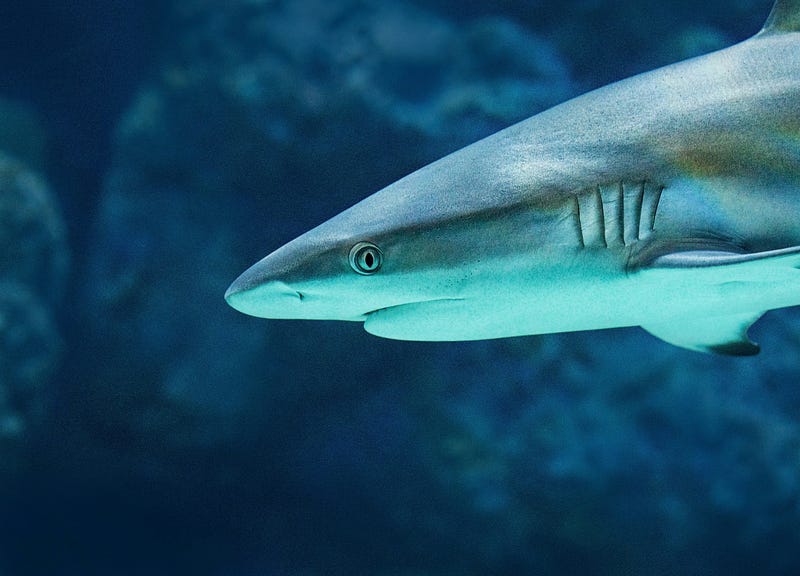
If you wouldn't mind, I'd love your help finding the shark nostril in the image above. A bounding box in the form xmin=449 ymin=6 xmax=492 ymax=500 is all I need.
xmin=297 ymin=291 xmax=305 ymax=301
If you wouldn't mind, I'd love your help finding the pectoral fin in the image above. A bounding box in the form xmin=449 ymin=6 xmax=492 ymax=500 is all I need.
xmin=649 ymin=245 xmax=800 ymax=270
xmin=636 ymin=245 xmax=800 ymax=354
xmin=642 ymin=312 xmax=762 ymax=356
xmin=631 ymin=240 xmax=800 ymax=273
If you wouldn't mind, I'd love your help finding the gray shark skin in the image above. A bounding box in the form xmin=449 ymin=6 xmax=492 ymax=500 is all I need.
xmin=226 ymin=0 xmax=800 ymax=355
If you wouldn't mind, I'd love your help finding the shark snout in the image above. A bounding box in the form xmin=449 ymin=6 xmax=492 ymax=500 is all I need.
xmin=225 ymin=253 xmax=305 ymax=318
xmin=225 ymin=274 xmax=303 ymax=317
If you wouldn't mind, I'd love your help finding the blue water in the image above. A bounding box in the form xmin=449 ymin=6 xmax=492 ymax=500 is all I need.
xmin=1 ymin=1 xmax=796 ymax=575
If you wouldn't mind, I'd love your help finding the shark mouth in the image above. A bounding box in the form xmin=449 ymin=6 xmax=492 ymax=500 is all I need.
xmin=364 ymin=297 xmax=466 ymax=317
xmin=363 ymin=297 xmax=468 ymax=341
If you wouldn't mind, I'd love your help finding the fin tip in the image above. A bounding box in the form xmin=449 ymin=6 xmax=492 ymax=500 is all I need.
xmin=706 ymin=341 xmax=761 ymax=357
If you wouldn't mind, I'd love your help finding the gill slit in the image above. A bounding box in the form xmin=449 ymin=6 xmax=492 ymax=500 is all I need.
xmin=596 ymin=185 xmax=608 ymax=248
xmin=574 ymin=180 xmax=664 ymax=249
xmin=649 ymin=185 xmax=664 ymax=233
xmin=575 ymin=195 xmax=585 ymax=248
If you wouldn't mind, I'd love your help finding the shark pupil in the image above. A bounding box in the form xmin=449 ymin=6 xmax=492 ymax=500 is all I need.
xmin=349 ymin=242 xmax=383 ymax=275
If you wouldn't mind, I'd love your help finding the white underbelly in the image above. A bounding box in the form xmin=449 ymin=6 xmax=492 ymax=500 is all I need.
xmin=364 ymin=253 xmax=800 ymax=341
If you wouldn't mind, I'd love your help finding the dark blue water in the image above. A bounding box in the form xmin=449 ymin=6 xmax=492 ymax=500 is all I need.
xmin=1 ymin=1 xmax=796 ymax=575
xmin=0 ymin=2 xmax=162 ymax=237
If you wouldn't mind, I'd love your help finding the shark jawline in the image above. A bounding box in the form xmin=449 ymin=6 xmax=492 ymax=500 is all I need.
xmin=364 ymin=297 xmax=466 ymax=318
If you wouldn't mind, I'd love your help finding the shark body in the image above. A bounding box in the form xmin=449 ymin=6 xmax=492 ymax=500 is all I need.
xmin=226 ymin=1 xmax=800 ymax=355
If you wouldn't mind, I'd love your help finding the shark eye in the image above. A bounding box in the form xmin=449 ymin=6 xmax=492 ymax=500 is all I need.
xmin=349 ymin=242 xmax=383 ymax=275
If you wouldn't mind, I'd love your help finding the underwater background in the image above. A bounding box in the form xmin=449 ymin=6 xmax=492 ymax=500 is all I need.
xmin=1 ymin=0 xmax=798 ymax=574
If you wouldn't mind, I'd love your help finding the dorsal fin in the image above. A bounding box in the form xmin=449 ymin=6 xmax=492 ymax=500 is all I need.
xmin=760 ymin=0 xmax=800 ymax=35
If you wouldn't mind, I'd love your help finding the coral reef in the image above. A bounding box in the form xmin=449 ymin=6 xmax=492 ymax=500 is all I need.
xmin=0 ymin=155 xmax=67 ymax=304
xmin=0 ymin=98 xmax=48 ymax=171
xmin=0 ymin=151 xmax=67 ymax=478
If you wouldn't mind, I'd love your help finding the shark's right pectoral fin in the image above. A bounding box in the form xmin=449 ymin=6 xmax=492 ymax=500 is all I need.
xmin=637 ymin=244 xmax=800 ymax=355
xmin=642 ymin=312 xmax=763 ymax=356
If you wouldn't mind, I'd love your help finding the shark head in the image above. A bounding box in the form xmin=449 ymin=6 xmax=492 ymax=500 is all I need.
xmin=226 ymin=180 xmax=481 ymax=325
xmin=224 ymin=229 xmax=399 ymax=323
xmin=224 ymin=226 xmax=463 ymax=326
xmin=225 ymin=149 xmax=572 ymax=339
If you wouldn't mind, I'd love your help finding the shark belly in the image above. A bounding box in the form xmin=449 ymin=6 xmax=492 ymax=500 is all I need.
xmin=363 ymin=254 xmax=800 ymax=342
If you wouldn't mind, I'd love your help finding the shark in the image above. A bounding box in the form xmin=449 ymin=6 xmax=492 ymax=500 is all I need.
xmin=226 ymin=0 xmax=800 ymax=355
